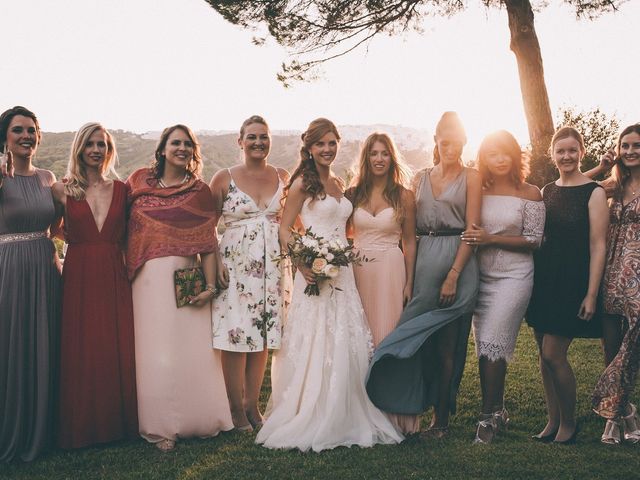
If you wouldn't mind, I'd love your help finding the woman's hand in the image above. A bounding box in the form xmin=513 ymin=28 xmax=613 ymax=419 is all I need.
xmin=188 ymin=289 xmax=215 ymax=307
xmin=577 ymin=294 xmax=597 ymax=321
xmin=439 ymin=271 xmax=458 ymax=307
xmin=461 ymin=223 xmax=491 ymax=246
xmin=297 ymin=264 xmax=317 ymax=285
xmin=598 ymin=148 xmax=617 ymax=174
xmin=216 ymin=260 xmax=229 ymax=290
xmin=0 ymin=150 xmax=14 ymax=179
xmin=402 ymin=283 xmax=413 ymax=307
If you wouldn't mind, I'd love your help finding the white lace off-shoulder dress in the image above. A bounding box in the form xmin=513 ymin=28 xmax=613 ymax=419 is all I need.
xmin=472 ymin=195 xmax=545 ymax=361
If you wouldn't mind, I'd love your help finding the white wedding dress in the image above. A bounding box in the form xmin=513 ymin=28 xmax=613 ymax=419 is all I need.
xmin=256 ymin=195 xmax=403 ymax=452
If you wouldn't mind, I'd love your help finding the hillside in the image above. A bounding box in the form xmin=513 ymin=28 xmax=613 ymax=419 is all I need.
xmin=36 ymin=127 xmax=435 ymax=182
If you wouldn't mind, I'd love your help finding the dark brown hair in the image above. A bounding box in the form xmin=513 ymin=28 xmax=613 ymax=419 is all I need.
xmin=151 ymin=124 xmax=202 ymax=179
xmin=0 ymin=106 xmax=42 ymax=152
xmin=477 ymin=130 xmax=530 ymax=189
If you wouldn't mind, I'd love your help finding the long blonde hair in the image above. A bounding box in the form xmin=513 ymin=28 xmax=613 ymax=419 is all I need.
xmin=349 ymin=132 xmax=411 ymax=221
xmin=65 ymin=122 xmax=119 ymax=200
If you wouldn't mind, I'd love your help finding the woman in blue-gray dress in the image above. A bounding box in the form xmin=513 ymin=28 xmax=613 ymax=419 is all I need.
xmin=366 ymin=112 xmax=482 ymax=438
xmin=0 ymin=106 xmax=61 ymax=462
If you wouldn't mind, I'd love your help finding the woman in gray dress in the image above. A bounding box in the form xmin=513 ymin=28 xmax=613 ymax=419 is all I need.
xmin=0 ymin=106 xmax=62 ymax=462
xmin=366 ymin=111 xmax=482 ymax=438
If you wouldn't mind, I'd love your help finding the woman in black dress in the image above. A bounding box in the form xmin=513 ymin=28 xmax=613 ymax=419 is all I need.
xmin=527 ymin=127 xmax=608 ymax=444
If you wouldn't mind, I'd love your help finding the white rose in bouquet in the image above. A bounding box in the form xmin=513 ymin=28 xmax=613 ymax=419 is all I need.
xmin=322 ymin=264 xmax=340 ymax=279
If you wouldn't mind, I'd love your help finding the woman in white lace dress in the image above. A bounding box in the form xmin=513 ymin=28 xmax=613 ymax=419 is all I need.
xmin=255 ymin=118 xmax=403 ymax=452
xmin=461 ymin=130 xmax=545 ymax=443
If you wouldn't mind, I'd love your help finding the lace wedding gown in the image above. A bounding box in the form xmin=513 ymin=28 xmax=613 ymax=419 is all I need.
xmin=256 ymin=195 xmax=403 ymax=452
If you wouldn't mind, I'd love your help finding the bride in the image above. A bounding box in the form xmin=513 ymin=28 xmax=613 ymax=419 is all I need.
xmin=256 ymin=118 xmax=403 ymax=451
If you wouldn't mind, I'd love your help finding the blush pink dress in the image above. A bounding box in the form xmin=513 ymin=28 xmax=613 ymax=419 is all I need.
xmin=352 ymin=207 xmax=420 ymax=434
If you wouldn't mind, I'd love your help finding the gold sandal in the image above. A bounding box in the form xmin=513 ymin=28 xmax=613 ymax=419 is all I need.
xmin=601 ymin=419 xmax=621 ymax=445
xmin=155 ymin=438 xmax=176 ymax=452
xmin=623 ymin=403 xmax=640 ymax=444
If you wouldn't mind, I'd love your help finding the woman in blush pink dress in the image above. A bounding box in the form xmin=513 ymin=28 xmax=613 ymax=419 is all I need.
xmin=347 ymin=132 xmax=419 ymax=434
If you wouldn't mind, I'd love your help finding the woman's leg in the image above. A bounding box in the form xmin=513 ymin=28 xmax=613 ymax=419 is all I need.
xmin=220 ymin=351 xmax=250 ymax=428
xmin=474 ymin=356 xmax=508 ymax=443
xmin=602 ymin=314 xmax=623 ymax=367
xmin=244 ymin=348 xmax=269 ymax=426
xmin=479 ymin=357 xmax=507 ymax=414
xmin=431 ymin=317 xmax=463 ymax=430
xmin=540 ymin=334 xmax=576 ymax=441
xmin=534 ymin=331 xmax=561 ymax=437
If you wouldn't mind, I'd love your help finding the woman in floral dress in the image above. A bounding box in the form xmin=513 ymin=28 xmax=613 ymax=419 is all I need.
xmin=210 ymin=115 xmax=291 ymax=431
xmin=587 ymin=123 xmax=640 ymax=444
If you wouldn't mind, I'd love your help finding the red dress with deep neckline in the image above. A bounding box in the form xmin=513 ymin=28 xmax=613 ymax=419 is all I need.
xmin=58 ymin=180 xmax=138 ymax=448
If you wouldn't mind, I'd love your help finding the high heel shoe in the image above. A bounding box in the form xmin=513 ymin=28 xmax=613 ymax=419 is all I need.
xmin=473 ymin=414 xmax=497 ymax=444
xmin=420 ymin=426 xmax=449 ymax=440
xmin=233 ymin=423 xmax=254 ymax=433
xmin=493 ymin=407 xmax=510 ymax=431
xmin=601 ymin=419 xmax=621 ymax=445
xmin=622 ymin=403 xmax=640 ymax=444
xmin=532 ymin=428 xmax=558 ymax=443
xmin=553 ymin=426 xmax=579 ymax=445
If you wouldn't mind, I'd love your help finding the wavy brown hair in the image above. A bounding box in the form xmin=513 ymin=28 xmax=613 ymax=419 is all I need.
xmin=604 ymin=123 xmax=640 ymax=199
xmin=349 ymin=132 xmax=412 ymax=221
xmin=433 ymin=111 xmax=466 ymax=166
xmin=477 ymin=130 xmax=530 ymax=189
xmin=150 ymin=124 xmax=202 ymax=180
xmin=285 ymin=118 xmax=342 ymax=200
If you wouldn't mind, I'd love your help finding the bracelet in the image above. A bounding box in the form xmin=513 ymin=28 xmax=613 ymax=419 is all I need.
xmin=205 ymin=283 xmax=217 ymax=296
xmin=450 ymin=266 xmax=461 ymax=274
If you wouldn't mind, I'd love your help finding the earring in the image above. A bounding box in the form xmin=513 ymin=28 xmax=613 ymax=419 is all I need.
xmin=308 ymin=152 xmax=313 ymax=162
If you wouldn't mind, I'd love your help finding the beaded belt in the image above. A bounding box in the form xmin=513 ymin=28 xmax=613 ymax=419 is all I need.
xmin=417 ymin=229 xmax=463 ymax=237
xmin=0 ymin=231 xmax=47 ymax=244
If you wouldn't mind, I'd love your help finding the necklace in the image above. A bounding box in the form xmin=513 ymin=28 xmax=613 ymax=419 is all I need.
xmin=627 ymin=181 xmax=640 ymax=197
xmin=158 ymin=173 xmax=189 ymax=188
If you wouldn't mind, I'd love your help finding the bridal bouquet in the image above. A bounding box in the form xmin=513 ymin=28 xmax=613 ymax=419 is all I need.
xmin=275 ymin=227 xmax=370 ymax=296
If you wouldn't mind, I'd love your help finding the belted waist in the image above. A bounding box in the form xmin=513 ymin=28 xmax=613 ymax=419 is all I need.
xmin=0 ymin=231 xmax=47 ymax=244
xmin=355 ymin=243 xmax=401 ymax=251
xmin=224 ymin=216 xmax=277 ymax=229
xmin=417 ymin=229 xmax=463 ymax=237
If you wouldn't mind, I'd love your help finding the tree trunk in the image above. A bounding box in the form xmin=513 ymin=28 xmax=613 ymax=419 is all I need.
xmin=504 ymin=0 xmax=556 ymax=187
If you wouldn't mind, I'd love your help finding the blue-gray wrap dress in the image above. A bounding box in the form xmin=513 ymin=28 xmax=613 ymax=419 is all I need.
xmin=366 ymin=167 xmax=479 ymax=415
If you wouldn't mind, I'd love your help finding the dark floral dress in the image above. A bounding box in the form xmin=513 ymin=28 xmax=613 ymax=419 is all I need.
xmin=593 ymin=195 xmax=640 ymax=419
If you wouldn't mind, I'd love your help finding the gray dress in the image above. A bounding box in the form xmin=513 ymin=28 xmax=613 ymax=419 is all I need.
xmin=0 ymin=170 xmax=61 ymax=462
xmin=366 ymin=168 xmax=479 ymax=415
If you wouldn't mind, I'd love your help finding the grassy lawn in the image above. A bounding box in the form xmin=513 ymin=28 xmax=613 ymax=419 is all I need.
xmin=3 ymin=328 xmax=638 ymax=480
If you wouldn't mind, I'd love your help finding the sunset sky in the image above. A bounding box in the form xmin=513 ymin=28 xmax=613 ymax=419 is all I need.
xmin=3 ymin=0 xmax=638 ymax=149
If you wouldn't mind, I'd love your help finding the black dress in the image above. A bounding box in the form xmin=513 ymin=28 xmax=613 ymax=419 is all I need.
xmin=527 ymin=182 xmax=602 ymax=338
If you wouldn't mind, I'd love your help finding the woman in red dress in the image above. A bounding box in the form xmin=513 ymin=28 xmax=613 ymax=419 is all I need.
xmin=53 ymin=122 xmax=138 ymax=449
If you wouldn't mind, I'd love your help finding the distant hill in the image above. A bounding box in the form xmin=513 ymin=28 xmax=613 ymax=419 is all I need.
xmin=37 ymin=126 xmax=435 ymax=182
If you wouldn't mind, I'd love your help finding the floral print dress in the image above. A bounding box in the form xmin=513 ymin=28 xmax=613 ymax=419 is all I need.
xmin=212 ymin=172 xmax=291 ymax=352
xmin=592 ymin=195 xmax=640 ymax=418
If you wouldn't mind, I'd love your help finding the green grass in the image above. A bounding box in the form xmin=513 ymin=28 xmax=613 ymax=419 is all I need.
xmin=3 ymin=328 xmax=638 ymax=480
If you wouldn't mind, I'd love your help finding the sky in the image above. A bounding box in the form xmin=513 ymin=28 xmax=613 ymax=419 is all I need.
xmin=2 ymin=0 xmax=638 ymax=148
